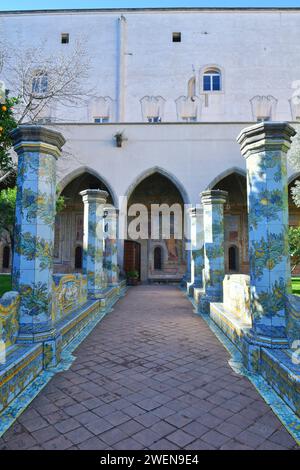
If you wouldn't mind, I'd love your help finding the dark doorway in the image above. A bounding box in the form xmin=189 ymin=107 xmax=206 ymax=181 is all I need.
xmin=154 ymin=246 xmax=162 ymax=270
xmin=228 ymin=245 xmax=238 ymax=271
xmin=2 ymin=246 xmax=10 ymax=269
xmin=75 ymin=246 xmax=83 ymax=269
xmin=124 ymin=240 xmax=141 ymax=279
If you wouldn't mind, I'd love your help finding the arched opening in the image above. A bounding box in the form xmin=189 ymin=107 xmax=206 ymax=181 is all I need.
xmin=124 ymin=240 xmax=141 ymax=279
xmin=2 ymin=245 xmax=10 ymax=269
xmin=211 ymin=171 xmax=248 ymax=274
xmin=75 ymin=246 xmax=83 ymax=270
xmin=125 ymin=171 xmax=186 ymax=282
xmin=54 ymin=172 xmax=114 ymax=273
xmin=154 ymin=246 xmax=162 ymax=270
xmin=228 ymin=245 xmax=238 ymax=272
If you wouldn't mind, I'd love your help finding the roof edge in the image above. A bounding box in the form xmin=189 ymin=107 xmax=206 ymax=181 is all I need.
xmin=1 ymin=7 xmax=300 ymax=15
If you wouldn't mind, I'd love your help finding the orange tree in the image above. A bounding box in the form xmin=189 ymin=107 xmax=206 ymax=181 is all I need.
xmin=0 ymin=96 xmax=18 ymax=177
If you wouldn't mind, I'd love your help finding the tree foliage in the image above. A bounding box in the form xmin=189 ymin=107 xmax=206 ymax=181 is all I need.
xmin=289 ymin=226 xmax=300 ymax=272
xmin=0 ymin=96 xmax=18 ymax=180
xmin=0 ymin=38 xmax=91 ymax=183
xmin=3 ymin=38 xmax=91 ymax=124
xmin=0 ymin=187 xmax=16 ymax=247
xmin=0 ymin=186 xmax=65 ymax=248
xmin=287 ymin=125 xmax=300 ymax=207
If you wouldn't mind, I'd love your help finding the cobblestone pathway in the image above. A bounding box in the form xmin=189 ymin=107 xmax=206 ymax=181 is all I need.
xmin=0 ymin=286 xmax=298 ymax=450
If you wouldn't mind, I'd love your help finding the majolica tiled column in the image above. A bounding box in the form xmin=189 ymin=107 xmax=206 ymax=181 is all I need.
xmin=237 ymin=122 xmax=296 ymax=357
xmin=80 ymin=189 xmax=108 ymax=298
xmin=11 ymin=125 xmax=65 ymax=367
xmin=188 ymin=207 xmax=204 ymax=294
xmin=104 ymin=207 xmax=119 ymax=285
xmin=198 ymin=190 xmax=227 ymax=313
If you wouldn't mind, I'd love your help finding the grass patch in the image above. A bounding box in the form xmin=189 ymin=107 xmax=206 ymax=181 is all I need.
xmin=292 ymin=277 xmax=300 ymax=296
xmin=0 ymin=274 xmax=12 ymax=297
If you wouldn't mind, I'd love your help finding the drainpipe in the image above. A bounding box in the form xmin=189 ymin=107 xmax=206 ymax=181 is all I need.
xmin=116 ymin=15 xmax=127 ymax=122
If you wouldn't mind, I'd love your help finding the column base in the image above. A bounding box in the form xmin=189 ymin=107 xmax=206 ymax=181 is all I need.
xmin=241 ymin=330 xmax=289 ymax=373
xmin=197 ymin=287 xmax=222 ymax=314
xmin=17 ymin=329 xmax=62 ymax=369
xmin=43 ymin=334 xmax=62 ymax=369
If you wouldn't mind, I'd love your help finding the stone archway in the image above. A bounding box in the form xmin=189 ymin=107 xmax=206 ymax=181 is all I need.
xmin=54 ymin=171 xmax=114 ymax=273
xmin=124 ymin=170 xmax=186 ymax=282
xmin=209 ymin=170 xmax=248 ymax=274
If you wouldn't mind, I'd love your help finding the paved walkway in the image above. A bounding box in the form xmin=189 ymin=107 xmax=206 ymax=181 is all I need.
xmin=0 ymin=286 xmax=298 ymax=450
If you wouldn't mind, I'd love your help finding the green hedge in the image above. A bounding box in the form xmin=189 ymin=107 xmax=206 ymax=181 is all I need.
xmin=0 ymin=275 xmax=12 ymax=297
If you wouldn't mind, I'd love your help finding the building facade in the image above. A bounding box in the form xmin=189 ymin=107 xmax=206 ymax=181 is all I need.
xmin=1 ymin=7 xmax=300 ymax=281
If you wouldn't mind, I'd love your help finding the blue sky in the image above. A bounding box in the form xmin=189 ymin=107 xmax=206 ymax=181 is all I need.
xmin=1 ymin=0 xmax=300 ymax=11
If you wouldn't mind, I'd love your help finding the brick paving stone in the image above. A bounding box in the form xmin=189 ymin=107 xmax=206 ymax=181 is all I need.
xmin=1 ymin=286 xmax=298 ymax=450
xmin=64 ymin=403 xmax=87 ymax=417
xmin=65 ymin=427 xmax=94 ymax=445
xmin=84 ymin=417 xmax=114 ymax=435
xmin=135 ymin=412 xmax=161 ymax=427
xmin=31 ymin=426 xmax=61 ymax=444
xmin=167 ymin=429 xmax=195 ymax=447
xmin=54 ymin=417 xmax=81 ymax=433
xmin=132 ymin=428 xmax=159 ymax=446
xmin=202 ymin=429 xmax=231 ymax=448
xmin=6 ymin=433 xmax=37 ymax=450
xmin=152 ymin=405 xmax=175 ymax=419
xmin=268 ymin=429 xmax=298 ymax=447
xmin=77 ymin=436 xmax=110 ymax=450
xmin=42 ymin=435 xmax=73 ymax=450
xmin=149 ymin=439 xmax=180 ymax=450
xmin=165 ymin=412 xmax=193 ymax=428
xmin=217 ymin=421 xmax=245 ymax=438
xmin=22 ymin=417 xmax=49 ymax=433
xmin=113 ymin=438 xmax=145 ymax=450
xmin=236 ymin=429 xmax=267 ymax=448
xmin=149 ymin=421 xmax=177 ymax=439
xmin=100 ymin=427 xmax=128 ymax=446
xmin=184 ymin=439 xmax=216 ymax=450
xmin=105 ymin=410 xmax=131 ymax=426
xmin=118 ymin=419 xmax=145 ymax=436
xmin=182 ymin=421 xmax=209 ymax=438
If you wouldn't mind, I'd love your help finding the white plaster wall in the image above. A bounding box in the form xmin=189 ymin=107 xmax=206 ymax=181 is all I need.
xmin=49 ymin=122 xmax=251 ymax=207
xmin=1 ymin=8 xmax=300 ymax=122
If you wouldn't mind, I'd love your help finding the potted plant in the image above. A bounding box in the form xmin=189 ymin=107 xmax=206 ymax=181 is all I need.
xmin=126 ymin=270 xmax=139 ymax=286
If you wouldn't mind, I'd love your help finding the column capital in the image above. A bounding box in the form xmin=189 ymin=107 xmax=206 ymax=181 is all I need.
xmin=80 ymin=189 xmax=108 ymax=204
xmin=11 ymin=125 xmax=65 ymax=158
xmin=201 ymin=190 xmax=228 ymax=206
xmin=237 ymin=121 xmax=296 ymax=158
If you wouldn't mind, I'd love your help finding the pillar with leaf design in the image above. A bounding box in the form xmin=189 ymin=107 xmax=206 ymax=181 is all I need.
xmin=80 ymin=189 xmax=108 ymax=298
xmin=104 ymin=207 xmax=119 ymax=285
xmin=199 ymin=190 xmax=227 ymax=314
xmin=11 ymin=125 xmax=65 ymax=368
xmin=237 ymin=122 xmax=296 ymax=369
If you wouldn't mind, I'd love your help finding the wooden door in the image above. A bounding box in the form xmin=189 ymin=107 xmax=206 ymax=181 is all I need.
xmin=124 ymin=240 xmax=141 ymax=279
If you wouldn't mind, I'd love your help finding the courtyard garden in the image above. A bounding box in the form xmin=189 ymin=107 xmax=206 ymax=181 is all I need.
xmin=0 ymin=274 xmax=11 ymax=297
